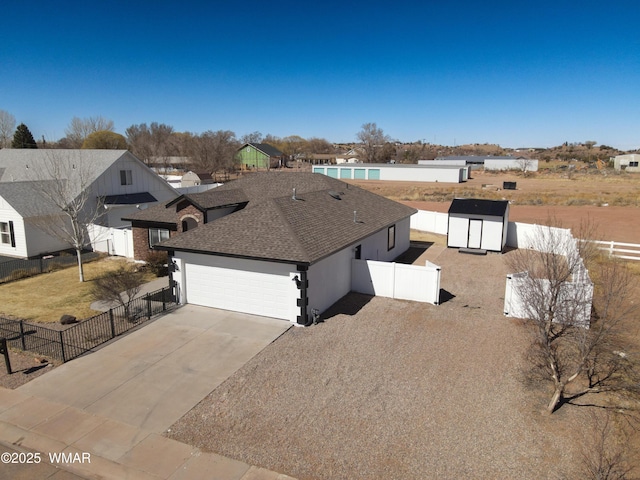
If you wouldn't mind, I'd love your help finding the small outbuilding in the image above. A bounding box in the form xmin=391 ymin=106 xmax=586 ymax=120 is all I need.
xmin=447 ymin=199 xmax=509 ymax=252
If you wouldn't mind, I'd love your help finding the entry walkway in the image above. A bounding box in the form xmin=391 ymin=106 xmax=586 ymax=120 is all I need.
xmin=0 ymin=305 xmax=295 ymax=479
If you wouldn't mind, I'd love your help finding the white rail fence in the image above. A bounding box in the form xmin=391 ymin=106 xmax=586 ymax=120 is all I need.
xmin=592 ymin=240 xmax=640 ymax=262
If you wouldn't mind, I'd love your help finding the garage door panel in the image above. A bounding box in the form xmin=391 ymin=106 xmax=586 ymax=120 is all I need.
xmin=185 ymin=263 xmax=292 ymax=320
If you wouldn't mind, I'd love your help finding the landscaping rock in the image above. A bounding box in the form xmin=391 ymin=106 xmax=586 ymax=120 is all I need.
xmin=60 ymin=314 xmax=78 ymax=325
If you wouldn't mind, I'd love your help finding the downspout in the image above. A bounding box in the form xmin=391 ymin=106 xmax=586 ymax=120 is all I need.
xmin=295 ymin=266 xmax=311 ymax=326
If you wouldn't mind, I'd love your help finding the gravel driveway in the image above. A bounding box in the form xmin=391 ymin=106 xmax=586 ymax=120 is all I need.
xmin=167 ymin=248 xmax=592 ymax=479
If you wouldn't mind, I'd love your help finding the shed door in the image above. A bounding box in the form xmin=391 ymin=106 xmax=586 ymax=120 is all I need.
xmin=468 ymin=219 xmax=483 ymax=249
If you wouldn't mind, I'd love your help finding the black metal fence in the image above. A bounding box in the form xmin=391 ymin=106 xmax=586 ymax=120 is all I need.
xmin=0 ymin=252 xmax=101 ymax=284
xmin=0 ymin=286 xmax=176 ymax=363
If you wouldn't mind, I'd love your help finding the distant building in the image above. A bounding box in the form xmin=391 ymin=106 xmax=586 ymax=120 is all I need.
xmin=613 ymin=154 xmax=640 ymax=172
xmin=181 ymin=171 xmax=215 ymax=187
xmin=433 ymin=155 xmax=538 ymax=172
xmin=236 ymin=143 xmax=285 ymax=169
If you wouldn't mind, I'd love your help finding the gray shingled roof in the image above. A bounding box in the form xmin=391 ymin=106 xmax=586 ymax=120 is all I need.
xmin=0 ymin=181 xmax=65 ymax=217
xmin=156 ymin=172 xmax=416 ymax=265
xmin=0 ymin=149 xmax=130 ymax=184
xmin=170 ymin=188 xmax=249 ymax=210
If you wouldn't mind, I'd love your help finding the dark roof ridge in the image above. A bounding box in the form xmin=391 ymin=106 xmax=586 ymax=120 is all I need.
xmin=270 ymin=196 xmax=312 ymax=264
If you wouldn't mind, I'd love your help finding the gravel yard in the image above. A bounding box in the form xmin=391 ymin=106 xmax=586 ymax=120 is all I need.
xmin=0 ymin=349 xmax=57 ymax=389
xmin=167 ymin=248 xmax=595 ymax=479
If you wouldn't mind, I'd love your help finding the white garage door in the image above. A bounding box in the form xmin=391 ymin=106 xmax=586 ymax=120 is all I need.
xmin=184 ymin=262 xmax=293 ymax=320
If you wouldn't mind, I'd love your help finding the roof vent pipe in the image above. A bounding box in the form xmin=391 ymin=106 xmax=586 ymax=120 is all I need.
xmin=353 ymin=210 xmax=357 ymax=223
xmin=292 ymin=188 xmax=297 ymax=200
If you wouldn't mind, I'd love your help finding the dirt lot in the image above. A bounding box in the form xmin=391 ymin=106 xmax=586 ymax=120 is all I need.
xmin=168 ymin=248 xmax=607 ymax=479
xmin=0 ymin=349 xmax=57 ymax=389
xmin=348 ymin=170 xmax=640 ymax=244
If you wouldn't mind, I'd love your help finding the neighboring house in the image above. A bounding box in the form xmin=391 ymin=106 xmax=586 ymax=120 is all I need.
xmin=236 ymin=143 xmax=285 ymax=169
xmin=435 ymin=155 xmax=539 ymax=172
xmin=0 ymin=149 xmax=178 ymax=259
xmin=180 ymin=171 xmax=215 ymax=187
xmin=613 ymin=154 xmax=640 ymax=172
xmin=447 ymin=198 xmax=509 ymax=252
xmin=124 ymin=172 xmax=416 ymax=324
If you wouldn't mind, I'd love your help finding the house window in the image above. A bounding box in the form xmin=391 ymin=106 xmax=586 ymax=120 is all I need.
xmin=0 ymin=221 xmax=15 ymax=247
xmin=149 ymin=228 xmax=170 ymax=247
xmin=387 ymin=225 xmax=396 ymax=251
xmin=120 ymin=170 xmax=133 ymax=185
xmin=630 ymin=161 xmax=639 ymax=167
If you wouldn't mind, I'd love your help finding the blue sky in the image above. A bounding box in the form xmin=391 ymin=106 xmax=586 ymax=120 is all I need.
xmin=1 ymin=1 xmax=638 ymax=149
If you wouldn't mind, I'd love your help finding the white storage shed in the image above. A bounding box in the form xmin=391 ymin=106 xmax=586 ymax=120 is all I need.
xmin=447 ymin=199 xmax=509 ymax=252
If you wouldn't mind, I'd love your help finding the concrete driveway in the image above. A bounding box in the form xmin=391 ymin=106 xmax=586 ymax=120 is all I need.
xmin=17 ymin=305 xmax=291 ymax=433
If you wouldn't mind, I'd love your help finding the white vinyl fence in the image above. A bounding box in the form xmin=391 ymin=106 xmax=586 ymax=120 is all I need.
xmin=88 ymin=224 xmax=134 ymax=258
xmin=409 ymin=209 xmax=594 ymax=325
xmin=410 ymin=210 xmax=448 ymax=235
xmin=351 ymin=259 xmax=441 ymax=305
xmin=503 ymin=223 xmax=593 ymax=327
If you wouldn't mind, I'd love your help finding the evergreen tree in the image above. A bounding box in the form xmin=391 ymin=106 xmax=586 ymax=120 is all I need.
xmin=12 ymin=123 xmax=37 ymax=148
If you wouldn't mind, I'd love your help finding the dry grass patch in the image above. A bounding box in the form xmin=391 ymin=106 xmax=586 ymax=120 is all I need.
xmin=410 ymin=229 xmax=446 ymax=245
xmin=0 ymin=258 xmax=155 ymax=323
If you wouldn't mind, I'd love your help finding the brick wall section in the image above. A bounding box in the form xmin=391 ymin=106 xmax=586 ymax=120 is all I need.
xmin=132 ymin=203 xmax=204 ymax=261
xmin=176 ymin=204 xmax=204 ymax=233
xmin=132 ymin=226 xmax=179 ymax=261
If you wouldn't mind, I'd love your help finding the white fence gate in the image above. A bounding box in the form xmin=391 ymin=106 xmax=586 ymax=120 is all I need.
xmin=351 ymin=259 xmax=441 ymax=305
xmin=88 ymin=224 xmax=134 ymax=258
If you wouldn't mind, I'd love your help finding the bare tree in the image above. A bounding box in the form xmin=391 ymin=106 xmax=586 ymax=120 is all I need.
xmin=65 ymin=116 xmax=115 ymax=148
xmin=507 ymin=221 xmax=639 ymax=414
xmin=356 ymin=122 xmax=390 ymax=163
xmin=91 ymin=265 xmax=145 ymax=320
xmin=579 ymin=411 xmax=636 ymax=480
xmin=28 ymin=150 xmax=106 ymax=282
xmin=125 ymin=122 xmax=176 ymax=165
xmin=515 ymin=157 xmax=535 ymax=176
xmin=240 ymin=131 xmax=263 ymax=144
xmin=0 ymin=109 xmax=16 ymax=148
xmin=189 ymin=130 xmax=239 ymax=175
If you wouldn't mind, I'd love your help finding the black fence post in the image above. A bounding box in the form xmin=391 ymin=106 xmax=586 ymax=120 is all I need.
xmin=109 ymin=309 xmax=116 ymax=339
xmin=0 ymin=338 xmax=12 ymax=374
xmin=59 ymin=330 xmax=66 ymax=363
xmin=19 ymin=321 xmax=26 ymax=351
xmin=146 ymin=293 xmax=152 ymax=319
xmin=162 ymin=289 xmax=166 ymax=311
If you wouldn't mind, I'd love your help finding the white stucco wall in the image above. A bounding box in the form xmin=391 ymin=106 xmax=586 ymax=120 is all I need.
xmin=307 ymin=246 xmax=353 ymax=316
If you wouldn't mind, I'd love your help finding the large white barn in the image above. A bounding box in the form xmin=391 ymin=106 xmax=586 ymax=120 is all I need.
xmin=312 ymin=164 xmax=468 ymax=183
